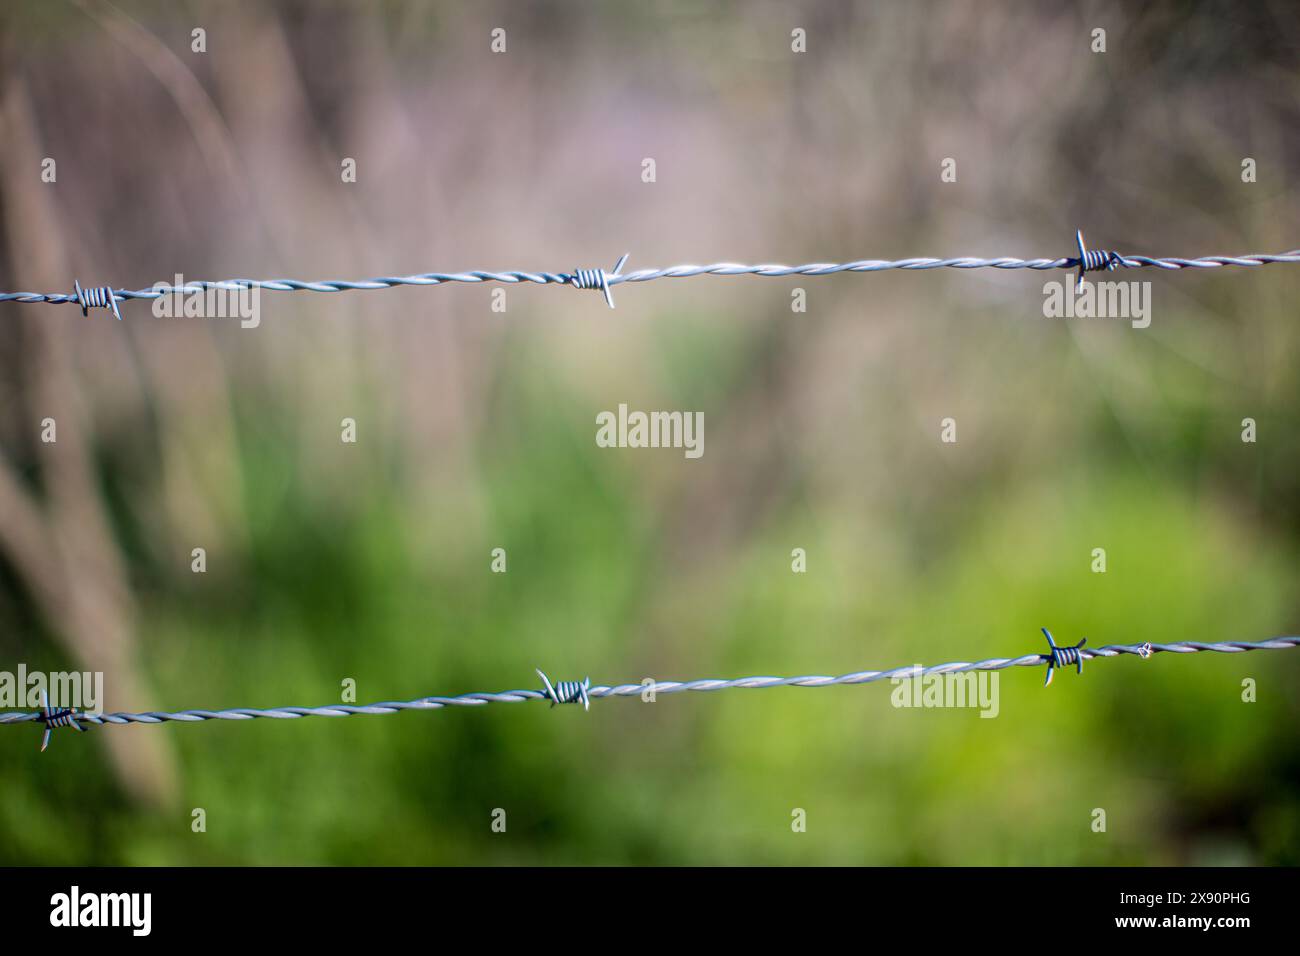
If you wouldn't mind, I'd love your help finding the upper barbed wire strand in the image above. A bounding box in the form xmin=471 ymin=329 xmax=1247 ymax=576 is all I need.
xmin=3 ymin=231 xmax=1298 ymax=313
xmin=2 ymin=637 xmax=1296 ymax=730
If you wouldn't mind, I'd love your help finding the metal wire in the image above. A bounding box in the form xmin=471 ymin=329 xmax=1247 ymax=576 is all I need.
xmin=3 ymin=232 xmax=1296 ymax=314
xmin=4 ymin=637 xmax=1296 ymax=748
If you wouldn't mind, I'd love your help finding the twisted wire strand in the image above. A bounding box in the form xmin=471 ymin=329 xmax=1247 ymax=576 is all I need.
xmin=3 ymin=235 xmax=1297 ymax=314
xmin=3 ymin=637 xmax=1295 ymax=734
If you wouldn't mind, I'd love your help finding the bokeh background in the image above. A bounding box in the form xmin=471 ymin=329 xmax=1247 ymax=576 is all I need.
xmin=0 ymin=0 xmax=1297 ymax=865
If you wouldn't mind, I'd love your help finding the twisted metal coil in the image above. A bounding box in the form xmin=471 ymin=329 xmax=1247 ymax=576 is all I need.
xmin=4 ymin=637 xmax=1295 ymax=746
xmin=3 ymin=231 xmax=1297 ymax=313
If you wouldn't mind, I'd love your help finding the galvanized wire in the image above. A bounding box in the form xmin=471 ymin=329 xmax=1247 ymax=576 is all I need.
xmin=4 ymin=637 xmax=1296 ymax=743
xmin=3 ymin=231 xmax=1298 ymax=314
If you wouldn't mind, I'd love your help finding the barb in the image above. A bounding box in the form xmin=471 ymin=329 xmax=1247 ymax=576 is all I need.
xmin=537 ymin=669 xmax=591 ymax=710
xmin=569 ymin=253 xmax=629 ymax=308
xmin=3 ymin=232 xmax=1296 ymax=315
xmin=72 ymin=279 xmax=122 ymax=320
xmin=3 ymin=636 xmax=1295 ymax=746
xmin=1041 ymin=626 xmax=1094 ymax=686
xmin=1074 ymin=229 xmax=1122 ymax=292
xmin=35 ymin=689 xmax=85 ymax=752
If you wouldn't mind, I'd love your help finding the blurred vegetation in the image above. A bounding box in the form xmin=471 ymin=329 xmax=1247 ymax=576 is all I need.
xmin=0 ymin=0 xmax=1297 ymax=864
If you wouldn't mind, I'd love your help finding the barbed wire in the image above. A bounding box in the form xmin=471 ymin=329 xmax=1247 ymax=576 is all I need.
xmin=4 ymin=635 xmax=1296 ymax=750
xmin=2 ymin=231 xmax=1297 ymax=316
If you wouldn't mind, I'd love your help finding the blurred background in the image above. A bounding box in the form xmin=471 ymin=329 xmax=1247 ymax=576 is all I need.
xmin=0 ymin=0 xmax=1297 ymax=865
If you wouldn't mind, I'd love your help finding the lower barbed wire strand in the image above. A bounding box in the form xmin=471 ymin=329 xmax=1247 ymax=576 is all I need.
xmin=1 ymin=637 xmax=1295 ymax=731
